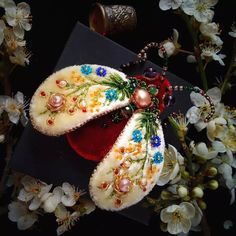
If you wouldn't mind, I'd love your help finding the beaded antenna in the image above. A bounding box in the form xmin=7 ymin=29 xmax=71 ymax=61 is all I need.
xmin=29 ymin=43 xmax=214 ymax=211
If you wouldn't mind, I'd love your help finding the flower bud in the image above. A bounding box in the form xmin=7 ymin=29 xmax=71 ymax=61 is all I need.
xmin=177 ymin=185 xmax=188 ymax=198
xmin=161 ymin=190 xmax=172 ymax=200
xmin=192 ymin=187 xmax=204 ymax=198
xmin=207 ymin=180 xmax=219 ymax=190
xmin=198 ymin=200 xmax=207 ymax=210
xmin=206 ymin=167 xmax=217 ymax=177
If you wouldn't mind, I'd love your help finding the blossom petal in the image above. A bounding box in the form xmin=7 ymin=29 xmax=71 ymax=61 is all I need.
xmin=13 ymin=24 xmax=24 ymax=39
xmin=55 ymin=204 xmax=68 ymax=220
xmin=172 ymin=0 xmax=182 ymax=9
xmin=180 ymin=202 xmax=195 ymax=218
xmin=191 ymin=201 xmax=203 ymax=227
xmin=167 ymin=220 xmax=183 ymax=234
xmin=181 ymin=218 xmax=191 ymax=234
xmin=194 ymin=142 xmax=208 ymax=156
xmin=206 ymin=87 xmax=221 ymax=104
xmin=230 ymin=189 xmax=235 ymax=205
xmin=181 ymin=0 xmax=197 ymax=15
xmin=194 ymin=9 xmax=214 ymax=23
xmin=186 ymin=106 xmax=200 ymax=124
xmin=61 ymin=195 xmax=76 ymax=207
xmin=17 ymin=213 xmax=37 ymax=230
xmin=38 ymin=184 xmax=53 ymax=198
xmin=212 ymin=141 xmax=226 ymax=153
xmin=29 ymin=197 xmax=41 ymax=211
xmin=18 ymin=189 xmax=34 ymax=202
xmin=160 ymin=208 xmax=173 ymax=223
xmin=194 ymin=120 xmax=207 ymax=132
xmin=190 ymin=92 xmax=206 ymax=107
xmin=17 ymin=2 xmax=31 ymax=16
xmin=159 ymin=0 xmax=172 ymax=10
xmin=218 ymin=163 xmax=232 ymax=180
xmin=8 ymin=201 xmax=27 ymax=222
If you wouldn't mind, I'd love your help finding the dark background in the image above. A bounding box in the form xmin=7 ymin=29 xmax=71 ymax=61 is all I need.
xmin=1 ymin=0 xmax=236 ymax=236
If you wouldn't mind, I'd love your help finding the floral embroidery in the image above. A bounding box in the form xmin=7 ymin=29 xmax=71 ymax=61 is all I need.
xmin=152 ymin=152 xmax=163 ymax=164
xmin=132 ymin=129 xmax=143 ymax=143
xmin=105 ymin=89 xmax=118 ymax=102
xmin=151 ymin=135 xmax=161 ymax=147
xmin=80 ymin=64 xmax=92 ymax=75
xmin=96 ymin=67 xmax=107 ymax=77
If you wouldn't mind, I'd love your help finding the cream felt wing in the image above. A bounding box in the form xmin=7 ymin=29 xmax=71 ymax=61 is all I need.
xmin=89 ymin=112 xmax=165 ymax=211
xmin=30 ymin=65 xmax=130 ymax=136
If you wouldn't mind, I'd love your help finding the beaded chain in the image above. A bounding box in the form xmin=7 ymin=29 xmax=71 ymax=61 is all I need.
xmin=119 ymin=42 xmax=215 ymax=122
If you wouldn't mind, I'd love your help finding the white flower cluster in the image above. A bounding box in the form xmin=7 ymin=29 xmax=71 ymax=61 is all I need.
xmin=187 ymin=87 xmax=236 ymax=202
xmin=158 ymin=0 xmax=227 ymax=66
xmin=157 ymin=87 xmax=236 ymax=235
xmin=0 ymin=91 xmax=28 ymax=141
xmin=8 ymin=175 xmax=96 ymax=235
xmin=0 ymin=0 xmax=32 ymax=66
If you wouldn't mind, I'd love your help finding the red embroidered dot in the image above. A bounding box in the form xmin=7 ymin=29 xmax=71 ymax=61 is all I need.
xmin=40 ymin=91 xmax=46 ymax=97
xmin=47 ymin=119 xmax=54 ymax=125
xmin=56 ymin=80 xmax=60 ymax=84
xmin=82 ymin=108 xmax=87 ymax=112
xmin=72 ymin=96 xmax=77 ymax=102
xmin=100 ymin=182 xmax=108 ymax=189
xmin=115 ymin=199 xmax=122 ymax=206
xmin=114 ymin=168 xmax=119 ymax=175
xmin=142 ymin=187 xmax=147 ymax=192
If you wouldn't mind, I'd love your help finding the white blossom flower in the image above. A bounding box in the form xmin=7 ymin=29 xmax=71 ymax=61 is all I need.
xmin=160 ymin=202 xmax=195 ymax=234
xmin=211 ymin=128 xmax=236 ymax=158
xmin=8 ymin=201 xmax=38 ymax=230
xmin=4 ymin=27 xmax=26 ymax=51
xmin=42 ymin=186 xmax=63 ymax=213
xmin=200 ymin=22 xmax=223 ymax=46
xmin=206 ymin=117 xmax=227 ymax=141
xmin=192 ymin=142 xmax=218 ymax=160
xmin=186 ymin=87 xmax=221 ymax=131
xmin=0 ymin=19 xmax=6 ymax=46
xmin=55 ymin=204 xmax=80 ymax=236
xmin=181 ymin=0 xmax=218 ymax=23
xmin=9 ymin=46 xmax=31 ymax=66
xmin=159 ymin=0 xmax=183 ymax=11
xmin=200 ymin=44 xmax=226 ymax=66
xmin=5 ymin=1 xmax=31 ymax=39
xmin=211 ymin=154 xmax=236 ymax=182
xmin=157 ymin=144 xmax=184 ymax=186
xmin=4 ymin=91 xmax=28 ymax=126
xmin=61 ymin=182 xmax=85 ymax=207
xmin=229 ymin=23 xmax=236 ymax=38
xmin=18 ymin=175 xmax=52 ymax=211
xmin=159 ymin=29 xmax=180 ymax=58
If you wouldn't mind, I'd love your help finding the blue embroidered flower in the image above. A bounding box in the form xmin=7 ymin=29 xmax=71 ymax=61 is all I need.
xmin=152 ymin=152 xmax=163 ymax=164
xmin=80 ymin=65 xmax=92 ymax=75
xmin=132 ymin=130 xmax=142 ymax=143
xmin=96 ymin=67 xmax=107 ymax=77
xmin=105 ymin=89 xmax=118 ymax=102
xmin=151 ymin=135 xmax=161 ymax=148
